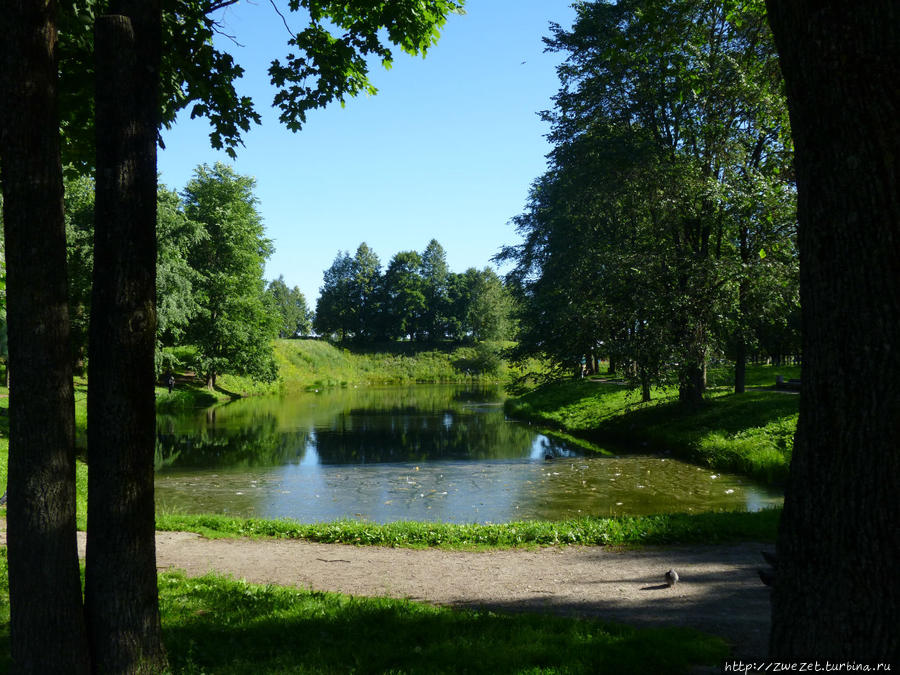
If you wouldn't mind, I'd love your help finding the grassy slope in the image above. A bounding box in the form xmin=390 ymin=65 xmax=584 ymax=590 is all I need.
xmin=506 ymin=364 xmax=800 ymax=485
xmin=156 ymin=339 xmax=536 ymax=406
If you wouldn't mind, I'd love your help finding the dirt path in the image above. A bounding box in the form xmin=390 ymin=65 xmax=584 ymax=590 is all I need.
xmin=1 ymin=519 xmax=770 ymax=658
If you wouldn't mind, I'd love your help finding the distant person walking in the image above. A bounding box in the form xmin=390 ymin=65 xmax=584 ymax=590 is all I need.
xmin=167 ymin=374 xmax=175 ymax=394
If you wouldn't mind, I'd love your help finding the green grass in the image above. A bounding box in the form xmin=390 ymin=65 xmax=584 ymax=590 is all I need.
xmin=0 ymin=548 xmax=729 ymax=674
xmin=506 ymin=365 xmax=799 ymax=485
xmin=155 ymin=509 xmax=779 ymax=549
xmin=154 ymin=339 xmax=532 ymax=402
xmin=274 ymin=339 xmax=515 ymax=391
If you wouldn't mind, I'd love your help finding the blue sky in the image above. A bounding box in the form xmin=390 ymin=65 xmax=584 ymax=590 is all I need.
xmin=158 ymin=1 xmax=577 ymax=304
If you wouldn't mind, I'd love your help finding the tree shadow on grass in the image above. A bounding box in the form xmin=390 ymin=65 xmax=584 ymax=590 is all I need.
xmin=158 ymin=572 xmax=727 ymax=675
xmin=213 ymin=383 xmax=242 ymax=399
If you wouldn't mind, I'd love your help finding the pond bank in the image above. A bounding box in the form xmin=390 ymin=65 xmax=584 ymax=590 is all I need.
xmin=505 ymin=377 xmax=798 ymax=486
xmin=157 ymin=339 xmax=543 ymax=410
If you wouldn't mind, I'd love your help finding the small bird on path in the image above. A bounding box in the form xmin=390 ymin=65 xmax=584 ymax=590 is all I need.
xmin=665 ymin=569 xmax=679 ymax=587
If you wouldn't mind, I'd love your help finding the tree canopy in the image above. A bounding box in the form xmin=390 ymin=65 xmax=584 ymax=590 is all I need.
xmin=499 ymin=0 xmax=796 ymax=401
xmin=314 ymin=241 xmax=513 ymax=344
xmin=182 ymin=162 xmax=280 ymax=388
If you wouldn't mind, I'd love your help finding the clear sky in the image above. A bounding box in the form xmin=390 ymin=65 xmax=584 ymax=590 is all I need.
xmin=157 ymin=1 xmax=577 ymax=304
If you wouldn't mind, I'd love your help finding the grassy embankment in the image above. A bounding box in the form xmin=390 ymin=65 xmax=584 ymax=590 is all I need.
xmin=506 ymin=364 xmax=800 ymax=486
xmin=155 ymin=339 xmax=547 ymax=411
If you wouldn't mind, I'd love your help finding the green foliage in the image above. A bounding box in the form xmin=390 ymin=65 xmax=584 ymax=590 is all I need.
xmin=419 ymin=238 xmax=450 ymax=340
xmin=182 ymin=163 xmax=280 ymax=387
xmin=314 ymin=240 xmax=514 ymax=345
xmin=349 ymin=242 xmax=383 ymax=341
xmin=467 ymin=266 xmax=514 ymax=342
xmin=57 ymin=176 xmax=211 ymax=377
xmin=269 ymin=1 xmax=466 ymax=132
xmin=266 ymin=275 xmax=312 ymax=338
xmin=313 ymin=251 xmax=355 ymax=341
xmin=383 ymin=250 xmax=426 ymax=340
xmin=63 ymin=173 xmax=95 ymax=374
xmin=56 ymin=1 xmax=465 ymax=169
xmin=157 ymin=184 xmax=207 ymax=374
xmin=500 ymin=0 xmax=797 ymax=400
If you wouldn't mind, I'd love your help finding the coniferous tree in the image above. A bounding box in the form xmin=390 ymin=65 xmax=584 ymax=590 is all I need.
xmin=315 ymin=251 xmax=354 ymax=341
xmin=420 ymin=239 xmax=450 ymax=341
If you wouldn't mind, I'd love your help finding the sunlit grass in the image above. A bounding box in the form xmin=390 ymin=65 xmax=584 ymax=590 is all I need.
xmin=155 ymin=509 xmax=780 ymax=549
xmin=505 ymin=367 xmax=798 ymax=485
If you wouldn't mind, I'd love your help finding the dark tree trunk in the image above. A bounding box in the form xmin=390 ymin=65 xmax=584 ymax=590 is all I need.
xmin=85 ymin=6 xmax=167 ymax=673
xmin=735 ymin=227 xmax=749 ymax=394
xmin=0 ymin=1 xmax=91 ymax=671
xmin=765 ymin=1 xmax=900 ymax=662
xmin=678 ymin=361 xmax=706 ymax=405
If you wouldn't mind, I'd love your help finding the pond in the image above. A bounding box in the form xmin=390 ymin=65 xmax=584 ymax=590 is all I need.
xmin=154 ymin=384 xmax=783 ymax=524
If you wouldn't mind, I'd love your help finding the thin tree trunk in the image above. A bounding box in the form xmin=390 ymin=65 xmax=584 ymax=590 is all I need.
xmin=735 ymin=226 xmax=749 ymax=394
xmin=734 ymin=336 xmax=746 ymax=394
xmin=0 ymin=1 xmax=91 ymax=671
xmin=85 ymin=6 xmax=167 ymax=673
xmin=766 ymin=1 xmax=900 ymax=661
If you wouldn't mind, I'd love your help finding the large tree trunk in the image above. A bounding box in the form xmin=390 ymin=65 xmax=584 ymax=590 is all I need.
xmin=0 ymin=1 xmax=91 ymax=671
xmin=765 ymin=1 xmax=899 ymax=661
xmin=84 ymin=6 xmax=168 ymax=673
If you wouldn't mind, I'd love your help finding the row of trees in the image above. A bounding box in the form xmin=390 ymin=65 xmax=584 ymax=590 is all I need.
xmin=56 ymin=162 xmax=311 ymax=389
xmin=499 ymin=0 xmax=799 ymax=402
xmin=314 ymin=239 xmax=513 ymax=343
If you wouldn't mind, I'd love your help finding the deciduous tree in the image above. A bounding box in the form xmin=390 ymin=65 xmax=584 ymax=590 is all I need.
xmin=183 ymin=163 xmax=279 ymax=389
xmin=267 ymin=275 xmax=312 ymax=338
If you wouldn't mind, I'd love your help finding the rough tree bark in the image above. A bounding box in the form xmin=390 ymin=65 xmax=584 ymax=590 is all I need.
xmin=84 ymin=4 xmax=168 ymax=672
xmin=0 ymin=1 xmax=91 ymax=671
xmin=765 ymin=1 xmax=899 ymax=662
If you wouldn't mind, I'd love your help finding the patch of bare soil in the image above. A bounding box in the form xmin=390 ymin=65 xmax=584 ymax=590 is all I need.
xmin=1 ymin=519 xmax=770 ymax=659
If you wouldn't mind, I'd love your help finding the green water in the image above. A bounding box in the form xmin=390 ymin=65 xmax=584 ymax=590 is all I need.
xmin=155 ymin=385 xmax=782 ymax=523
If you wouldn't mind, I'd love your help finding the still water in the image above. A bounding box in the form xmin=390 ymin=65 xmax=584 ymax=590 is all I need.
xmin=155 ymin=385 xmax=782 ymax=523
